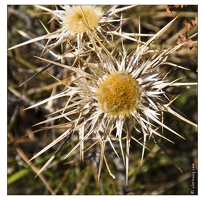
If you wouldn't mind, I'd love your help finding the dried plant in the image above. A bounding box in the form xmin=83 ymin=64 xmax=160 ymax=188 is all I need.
xmin=8 ymin=5 xmax=198 ymax=194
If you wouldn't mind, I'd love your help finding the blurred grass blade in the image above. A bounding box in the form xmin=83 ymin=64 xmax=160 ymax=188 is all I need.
xmin=8 ymin=168 xmax=29 ymax=185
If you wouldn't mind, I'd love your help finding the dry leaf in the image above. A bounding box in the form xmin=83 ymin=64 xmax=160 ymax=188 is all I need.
xmin=166 ymin=5 xmax=186 ymax=17
xmin=176 ymin=14 xmax=197 ymax=51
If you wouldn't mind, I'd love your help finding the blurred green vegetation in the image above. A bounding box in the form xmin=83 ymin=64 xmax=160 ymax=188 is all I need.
xmin=7 ymin=5 xmax=197 ymax=194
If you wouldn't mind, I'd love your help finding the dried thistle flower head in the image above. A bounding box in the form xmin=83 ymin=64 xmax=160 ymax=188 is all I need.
xmin=8 ymin=5 xmax=135 ymax=54
xmin=24 ymin=17 xmax=197 ymax=185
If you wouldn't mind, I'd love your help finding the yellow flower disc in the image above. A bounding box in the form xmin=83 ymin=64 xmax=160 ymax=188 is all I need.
xmin=97 ymin=71 xmax=141 ymax=116
xmin=63 ymin=6 xmax=103 ymax=33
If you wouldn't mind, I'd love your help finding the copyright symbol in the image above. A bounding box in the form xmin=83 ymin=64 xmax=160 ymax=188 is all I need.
xmin=191 ymin=190 xmax=194 ymax=194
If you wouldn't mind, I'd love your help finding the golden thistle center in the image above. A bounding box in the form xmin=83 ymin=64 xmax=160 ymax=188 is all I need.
xmin=63 ymin=6 xmax=103 ymax=33
xmin=97 ymin=72 xmax=141 ymax=116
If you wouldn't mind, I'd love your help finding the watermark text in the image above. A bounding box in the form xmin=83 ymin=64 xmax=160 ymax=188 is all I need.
xmin=190 ymin=162 xmax=197 ymax=194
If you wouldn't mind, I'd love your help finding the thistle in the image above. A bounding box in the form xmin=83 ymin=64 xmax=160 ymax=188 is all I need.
xmin=8 ymin=5 xmax=197 ymax=193
xmin=8 ymin=5 xmax=135 ymax=54
xmin=15 ymin=17 xmax=196 ymax=186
